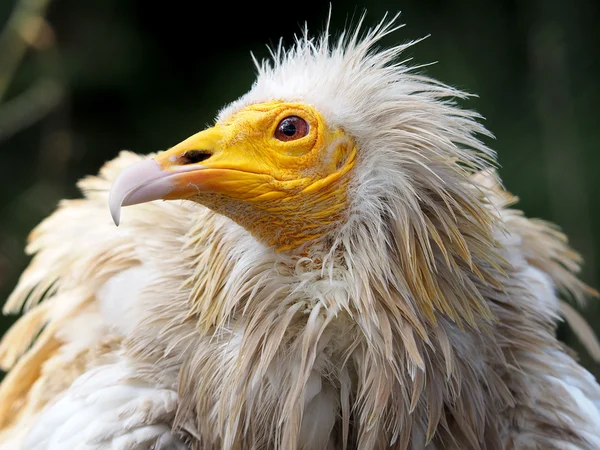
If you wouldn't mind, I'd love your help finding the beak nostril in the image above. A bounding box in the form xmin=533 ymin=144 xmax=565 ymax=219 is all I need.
xmin=179 ymin=150 xmax=212 ymax=165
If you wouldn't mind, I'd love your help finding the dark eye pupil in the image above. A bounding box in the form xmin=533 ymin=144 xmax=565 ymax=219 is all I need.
xmin=281 ymin=121 xmax=297 ymax=136
xmin=274 ymin=115 xmax=309 ymax=142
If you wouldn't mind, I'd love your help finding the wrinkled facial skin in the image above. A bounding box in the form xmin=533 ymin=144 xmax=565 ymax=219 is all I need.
xmin=111 ymin=102 xmax=357 ymax=251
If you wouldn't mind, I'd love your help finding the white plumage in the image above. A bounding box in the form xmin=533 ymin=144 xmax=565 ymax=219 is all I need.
xmin=0 ymin=14 xmax=599 ymax=450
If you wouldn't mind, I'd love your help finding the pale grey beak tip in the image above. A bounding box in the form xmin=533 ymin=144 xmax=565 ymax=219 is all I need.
xmin=108 ymin=158 xmax=173 ymax=228
xmin=109 ymin=188 xmax=122 ymax=226
xmin=111 ymin=209 xmax=121 ymax=227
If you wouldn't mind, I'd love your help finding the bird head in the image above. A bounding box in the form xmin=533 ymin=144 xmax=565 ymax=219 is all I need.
xmin=109 ymin=16 xmax=494 ymax=258
xmin=110 ymin=101 xmax=356 ymax=251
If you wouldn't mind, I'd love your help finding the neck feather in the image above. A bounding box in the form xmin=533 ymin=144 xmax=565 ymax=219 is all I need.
xmin=163 ymin=166 xmax=520 ymax=448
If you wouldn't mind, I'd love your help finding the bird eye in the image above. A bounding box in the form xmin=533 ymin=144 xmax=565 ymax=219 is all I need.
xmin=274 ymin=116 xmax=309 ymax=142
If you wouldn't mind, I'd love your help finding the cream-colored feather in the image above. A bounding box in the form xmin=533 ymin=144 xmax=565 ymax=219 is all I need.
xmin=1 ymin=14 xmax=599 ymax=450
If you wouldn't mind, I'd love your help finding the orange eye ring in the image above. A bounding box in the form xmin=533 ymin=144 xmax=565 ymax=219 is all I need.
xmin=274 ymin=116 xmax=309 ymax=142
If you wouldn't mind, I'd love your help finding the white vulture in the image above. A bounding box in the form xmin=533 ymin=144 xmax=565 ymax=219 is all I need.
xmin=1 ymin=15 xmax=600 ymax=450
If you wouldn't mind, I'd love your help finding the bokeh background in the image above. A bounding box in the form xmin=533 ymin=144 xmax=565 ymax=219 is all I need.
xmin=0 ymin=0 xmax=599 ymax=377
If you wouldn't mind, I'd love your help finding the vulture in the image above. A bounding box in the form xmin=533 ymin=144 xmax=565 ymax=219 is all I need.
xmin=1 ymin=15 xmax=599 ymax=450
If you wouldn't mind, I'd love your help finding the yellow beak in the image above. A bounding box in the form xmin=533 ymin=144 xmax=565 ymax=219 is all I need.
xmin=109 ymin=126 xmax=228 ymax=225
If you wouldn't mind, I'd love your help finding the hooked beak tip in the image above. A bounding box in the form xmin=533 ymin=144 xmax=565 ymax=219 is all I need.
xmin=108 ymin=158 xmax=171 ymax=227
xmin=109 ymin=185 xmax=124 ymax=227
xmin=110 ymin=204 xmax=121 ymax=227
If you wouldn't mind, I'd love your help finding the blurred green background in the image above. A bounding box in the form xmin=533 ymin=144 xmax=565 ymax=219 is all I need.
xmin=0 ymin=0 xmax=598 ymax=377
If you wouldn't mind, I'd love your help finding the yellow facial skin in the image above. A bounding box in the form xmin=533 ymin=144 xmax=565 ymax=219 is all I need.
xmin=151 ymin=102 xmax=357 ymax=250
